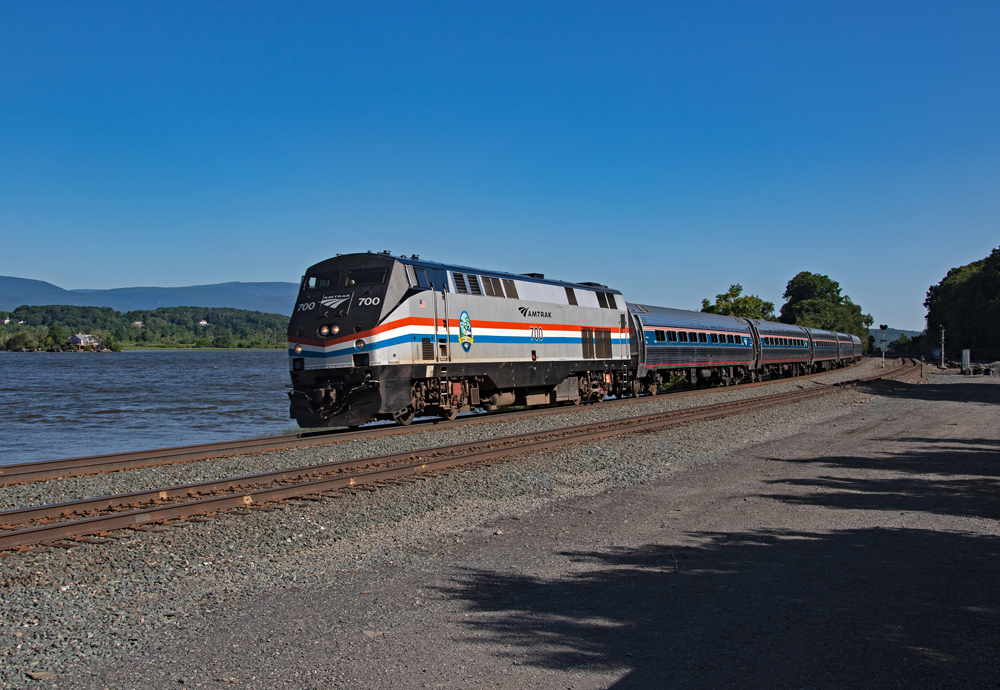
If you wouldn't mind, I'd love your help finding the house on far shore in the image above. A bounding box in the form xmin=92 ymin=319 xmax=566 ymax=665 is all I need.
xmin=71 ymin=334 xmax=98 ymax=351
xmin=132 ymin=321 xmax=143 ymax=326
xmin=198 ymin=319 xmax=209 ymax=326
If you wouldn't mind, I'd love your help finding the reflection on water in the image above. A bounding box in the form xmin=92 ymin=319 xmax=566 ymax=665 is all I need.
xmin=0 ymin=350 xmax=292 ymax=465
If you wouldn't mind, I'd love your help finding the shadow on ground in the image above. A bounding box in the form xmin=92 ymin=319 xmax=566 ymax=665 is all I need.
xmin=438 ymin=396 xmax=1000 ymax=688
xmin=859 ymin=376 xmax=1000 ymax=405
xmin=440 ymin=527 xmax=1000 ymax=688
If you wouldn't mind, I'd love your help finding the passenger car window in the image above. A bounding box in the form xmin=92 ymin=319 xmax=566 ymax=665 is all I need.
xmin=668 ymin=331 xmax=678 ymax=342
xmin=679 ymin=332 xmax=688 ymax=342
xmin=699 ymin=333 xmax=707 ymax=343
xmin=654 ymin=330 xmax=665 ymax=342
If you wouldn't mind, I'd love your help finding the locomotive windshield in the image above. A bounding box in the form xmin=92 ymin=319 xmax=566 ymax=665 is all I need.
xmin=346 ymin=268 xmax=387 ymax=286
xmin=304 ymin=273 xmax=340 ymax=290
xmin=303 ymin=268 xmax=388 ymax=291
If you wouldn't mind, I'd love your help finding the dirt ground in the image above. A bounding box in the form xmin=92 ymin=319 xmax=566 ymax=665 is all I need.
xmin=66 ymin=371 xmax=1000 ymax=689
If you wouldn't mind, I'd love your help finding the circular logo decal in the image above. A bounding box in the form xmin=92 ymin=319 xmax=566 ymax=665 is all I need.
xmin=458 ymin=311 xmax=474 ymax=352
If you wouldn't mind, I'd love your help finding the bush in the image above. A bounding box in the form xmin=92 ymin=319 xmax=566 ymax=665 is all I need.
xmin=6 ymin=332 xmax=33 ymax=351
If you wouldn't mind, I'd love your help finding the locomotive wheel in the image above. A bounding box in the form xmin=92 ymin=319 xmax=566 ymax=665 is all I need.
xmin=393 ymin=407 xmax=416 ymax=426
xmin=630 ymin=379 xmax=643 ymax=398
xmin=441 ymin=407 xmax=459 ymax=422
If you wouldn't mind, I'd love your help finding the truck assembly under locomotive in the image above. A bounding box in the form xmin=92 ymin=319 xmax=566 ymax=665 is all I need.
xmin=287 ymin=252 xmax=862 ymax=428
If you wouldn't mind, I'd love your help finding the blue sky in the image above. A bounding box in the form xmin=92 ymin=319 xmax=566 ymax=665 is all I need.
xmin=1 ymin=2 xmax=997 ymax=330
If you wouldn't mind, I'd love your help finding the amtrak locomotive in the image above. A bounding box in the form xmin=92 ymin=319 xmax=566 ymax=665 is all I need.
xmin=287 ymin=252 xmax=862 ymax=428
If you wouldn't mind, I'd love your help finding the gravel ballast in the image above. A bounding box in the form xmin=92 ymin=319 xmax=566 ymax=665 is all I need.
xmin=0 ymin=358 xmax=949 ymax=688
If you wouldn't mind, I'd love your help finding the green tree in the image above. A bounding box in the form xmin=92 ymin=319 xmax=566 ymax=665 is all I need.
xmin=779 ymin=272 xmax=873 ymax=350
xmin=701 ymin=284 xmax=775 ymax=320
xmin=45 ymin=324 xmax=69 ymax=350
xmin=924 ymin=246 xmax=1000 ymax=359
xmin=212 ymin=328 xmax=237 ymax=348
xmin=6 ymin=332 xmax=33 ymax=351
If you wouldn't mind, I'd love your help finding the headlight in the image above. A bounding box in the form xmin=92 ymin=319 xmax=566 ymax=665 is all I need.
xmin=319 ymin=325 xmax=330 ymax=336
xmin=355 ymin=339 xmax=365 ymax=350
xmin=331 ymin=325 xmax=340 ymax=334
xmin=294 ymin=344 xmax=302 ymax=354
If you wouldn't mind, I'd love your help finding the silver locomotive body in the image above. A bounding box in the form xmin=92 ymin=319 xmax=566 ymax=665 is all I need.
xmin=288 ymin=253 xmax=633 ymax=427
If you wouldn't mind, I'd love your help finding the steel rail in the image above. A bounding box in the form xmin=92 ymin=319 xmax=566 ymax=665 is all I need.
xmin=0 ymin=359 xmax=872 ymax=486
xmin=0 ymin=359 xmax=913 ymax=550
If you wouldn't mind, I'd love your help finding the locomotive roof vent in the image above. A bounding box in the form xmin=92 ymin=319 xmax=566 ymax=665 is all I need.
xmin=579 ymin=281 xmax=608 ymax=288
xmin=521 ymin=272 xmax=545 ymax=279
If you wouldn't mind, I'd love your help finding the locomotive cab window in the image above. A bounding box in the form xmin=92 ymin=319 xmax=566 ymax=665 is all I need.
xmin=346 ymin=268 xmax=387 ymax=286
xmin=565 ymin=287 xmax=578 ymax=306
xmin=596 ymin=292 xmax=609 ymax=309
xmin=606 ymin=293 xmax=618 ymax=309
xmin=304 ymin=273 xmax=340 ymax=290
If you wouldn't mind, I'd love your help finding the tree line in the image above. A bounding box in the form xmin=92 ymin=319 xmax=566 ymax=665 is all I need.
xmin=0 ymin=305 xmax=289 ymax=351
xmin=920 ymin=246 xmax=1000 ymax=361
xmin=701 ymin=271 xmax=873 ymax=351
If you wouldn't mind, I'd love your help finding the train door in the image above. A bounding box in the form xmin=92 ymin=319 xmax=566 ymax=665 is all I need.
xmin=628 ymin=312 xmax=645 ymax=374
xmin=432 ymin=289 xmax=451 ymax=362
xmin=440 ymin=290 xmax=451 ymax=362
xmin=619 ymin=313 xmax=629 ymax=360
xmin=745 ymin=320 xmax=762 ymax=370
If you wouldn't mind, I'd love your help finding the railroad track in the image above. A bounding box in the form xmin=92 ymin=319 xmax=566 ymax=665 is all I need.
xmin=0 ymin=359 xmax=914 ymax=551
xmin=0 ymin=359 xmax=871 ymax=486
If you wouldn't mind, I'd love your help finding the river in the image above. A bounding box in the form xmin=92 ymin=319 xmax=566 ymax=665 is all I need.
xmin=0 ymin=349 xmax=294 ymax=465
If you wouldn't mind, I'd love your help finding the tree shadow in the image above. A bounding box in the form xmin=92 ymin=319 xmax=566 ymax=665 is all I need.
xmin=438 ymin=528 xmax=1000 ymax=688
xmin=777 ymin=436 xmax=1000 ymax=481
xmin=857 ymin=377 xmax=1000 ymax=405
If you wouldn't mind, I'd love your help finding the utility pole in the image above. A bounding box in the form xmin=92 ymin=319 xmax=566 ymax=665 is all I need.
xmin=940 ymin=326 xmax=945 ymax=368
xmin=879 ymin=325 xmax=888 ymax=368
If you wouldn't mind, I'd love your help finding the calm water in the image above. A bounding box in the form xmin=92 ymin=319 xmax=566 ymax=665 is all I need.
xmin=0 ymin=350 xmax=294 ymax=465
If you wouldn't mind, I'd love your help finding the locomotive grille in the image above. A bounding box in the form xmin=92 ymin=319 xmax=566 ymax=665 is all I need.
xmin=422 ymin=338 xmax=434 ymax=360
xmin=596 ymin=328 xmax=612 ymax=358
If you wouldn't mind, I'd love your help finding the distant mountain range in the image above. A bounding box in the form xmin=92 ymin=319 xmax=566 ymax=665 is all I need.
xmin=0 ymin=276 xmax=299 ymax=315
xmin=869 ymin=327 xmax=923 ymax=344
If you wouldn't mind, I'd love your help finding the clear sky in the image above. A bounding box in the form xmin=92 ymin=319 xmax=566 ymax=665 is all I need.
xmin=2 ymin=2 xmax=997 ymax=330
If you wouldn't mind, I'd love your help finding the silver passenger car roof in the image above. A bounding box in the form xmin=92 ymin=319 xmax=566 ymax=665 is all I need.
xmin=628 ymin=304 xmax=751 ymax=332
